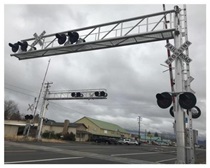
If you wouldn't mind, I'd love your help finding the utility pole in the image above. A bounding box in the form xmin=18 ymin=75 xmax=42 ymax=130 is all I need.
xmin=36 ymin=82 xmax=53 ymax=140
xmin=138 ymin=116 xmax=142 ymax=143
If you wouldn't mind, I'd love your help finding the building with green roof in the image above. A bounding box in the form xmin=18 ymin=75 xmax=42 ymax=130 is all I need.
xmin=75 ymin=116 xmax=130 ymax=140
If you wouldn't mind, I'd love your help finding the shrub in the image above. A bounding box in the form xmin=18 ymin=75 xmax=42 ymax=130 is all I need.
xmin=42 ymin=131 xmax=62 ymax=139
xmin=63 ymin=132 xmax=75 ymax=141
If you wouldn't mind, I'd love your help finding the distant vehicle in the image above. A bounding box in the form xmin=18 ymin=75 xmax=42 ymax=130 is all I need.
xmin=108 ymin=138 xmax=118 ymax=145
xmin=94 ymin=137 xmax=109 ymax=143
xmin=118 ymin=139 xmax=124 ymax=145
xmin=195 ymin=144 xmax=200 ymax=148
xmin=118 ymin=139 xmax=139 ymax=145
xmin=92 ymin=137 xmax=118 ymax=145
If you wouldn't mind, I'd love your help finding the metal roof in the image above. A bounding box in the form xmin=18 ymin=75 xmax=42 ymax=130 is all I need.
xmin=82 ymin=117 xmax=128 ymax=134
xmin=44 ymin=122 xmax=87 ymax=128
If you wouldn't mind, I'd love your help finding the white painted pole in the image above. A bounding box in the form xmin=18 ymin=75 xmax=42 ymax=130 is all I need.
xmin=36 ymin=91 xmax=47 ymax=140
xmin=36 ymin=82 xmax=51 ymax=140
xmin=183 ymin=4 xmax=195 ymax=164
xmin=174 ymin=6 xmax=186 ymax=163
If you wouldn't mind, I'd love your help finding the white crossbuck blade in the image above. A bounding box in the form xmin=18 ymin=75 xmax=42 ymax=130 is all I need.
xmin=165 ymin=40 xmax=192 ymax=65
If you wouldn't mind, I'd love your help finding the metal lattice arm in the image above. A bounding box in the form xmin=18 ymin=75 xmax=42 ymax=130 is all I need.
xmin=45 ymin=89 xmax=108 ymax=100
xmin=10 ymin=9 xmax=176 ymax=60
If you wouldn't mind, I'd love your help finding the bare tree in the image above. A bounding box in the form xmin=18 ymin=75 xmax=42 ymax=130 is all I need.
xmin=10 ymin=111 xmax=21 ymax=120
xmin=4 ymin=100 xmax=20 ymax=120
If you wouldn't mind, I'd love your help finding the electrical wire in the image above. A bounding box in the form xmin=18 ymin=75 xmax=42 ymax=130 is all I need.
xmin=5 ymin=82 xmax=38 ymax=94
xmin=5 ymin=87 xmax=36 ymax=98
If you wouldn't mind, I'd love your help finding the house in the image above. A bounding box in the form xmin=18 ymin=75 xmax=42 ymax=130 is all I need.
xmin=42 ymin=119 xmax=88 ymax=142
xmin=75 ymin=116 xmax=130 ymax=140
xmin=4 ymin=119 xmax=88 ymax=142
xmin=4 ymin=120 xmax=28 ymax=137
xmin=5 ymin=117 xmax=130 ymax=142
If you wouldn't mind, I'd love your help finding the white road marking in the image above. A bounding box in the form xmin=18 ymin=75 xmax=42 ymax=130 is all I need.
xmin=5 ymin=150 xmax=36 ymax=153
xmin=5 ymin=156 xmax=83 ymax=164
xmin=156 ymin=158 xmax=177 ymax=163
xmin=111 ymin=151 xmax=176 ymax=157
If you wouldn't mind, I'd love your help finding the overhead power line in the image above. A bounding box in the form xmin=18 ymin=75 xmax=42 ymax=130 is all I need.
xmin=5 ymin=82 xmax=38 ymax=94
xmin=5 ymin=87 xmax=36 ymax=98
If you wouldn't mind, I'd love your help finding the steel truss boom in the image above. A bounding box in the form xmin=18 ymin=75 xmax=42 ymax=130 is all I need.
xmin=11 ymin=9 xmax=176 ymax=60
xmin=45 ymin=89 xmax=108 ymax=100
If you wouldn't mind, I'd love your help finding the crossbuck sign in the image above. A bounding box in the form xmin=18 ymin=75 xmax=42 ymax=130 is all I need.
xmin=165 ymin=40 xmax=192 ymax=65
xmin=29 ymin=30 xmax=46 ymax=51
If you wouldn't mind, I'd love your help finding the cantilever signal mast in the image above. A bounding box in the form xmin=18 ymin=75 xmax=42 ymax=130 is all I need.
xmin=36 ymin=84 xmax=108 ymax=140
xmin=9 ymin=9 xmax=176 ymax=60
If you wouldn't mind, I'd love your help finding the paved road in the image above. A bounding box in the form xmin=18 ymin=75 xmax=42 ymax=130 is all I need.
xmin=5 ymin=141 xmax=206 ymax=164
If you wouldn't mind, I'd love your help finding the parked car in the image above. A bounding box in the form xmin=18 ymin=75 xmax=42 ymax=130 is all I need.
xmin=93 ymin=137 xmax=118 ymax=145
xmin=107 ymin=138 xmax=118 ymax=145
xmin=118 ymin=139 xmax=125 ymax=145
xmin=118 ymin=139 xmax=140 ymax=145
xmin=94 ymin=137 xmax=110 ymax=143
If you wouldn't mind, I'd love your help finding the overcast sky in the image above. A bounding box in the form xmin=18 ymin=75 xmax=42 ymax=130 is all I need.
xmin=4 ymin=3 xmax=207 ymax=139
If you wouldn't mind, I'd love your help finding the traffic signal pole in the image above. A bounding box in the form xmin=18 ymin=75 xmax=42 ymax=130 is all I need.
xmin=173 ymin=6 xmax=186 ymax=163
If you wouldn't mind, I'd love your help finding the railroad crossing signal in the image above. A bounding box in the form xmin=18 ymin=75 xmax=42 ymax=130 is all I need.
xmin=9 ymin=9 xmax=176 ymax=60
xmin=18 ymin=41 xmax=28 ymax=51
xmin=9 ymin=42 xmax=19 ymax=52
xmin=170 ymin=105 xmax=201 ymax=119
xmin=33 ymin=32 xmax=44 ymax=46
xmin=55 ymin=31 xmax=79 ymax=45
xmin=27 ymin=104 xmax=34 ymax=111
xmin=187 ymin=106 xmax=201 ymax=119
xmin=165 ymin=40 xmax=192 ymax=65
xmin=9 ymin=41 xmax=28 ymax=53
xmin=179 ymin=92 xmax=197 ymax=110
xmin=94 ymin=91 xmax=108 ymax=97
xmin=28 ymin=30 xmax=46 ymax=51
xmin=56 ymin=33 xmax=67 ymax=45
xmin=156 ymin=92 xmax=197 ymax=110
xmin=45 ymin=89 xmax=108 ymax=100
xmin=25 ymin=114 xmax=33 ymax=120
xmin=156 ymin=92 xmax=172 ymax=109
xmin=71 ymin=92 xmax=83 ymax=98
